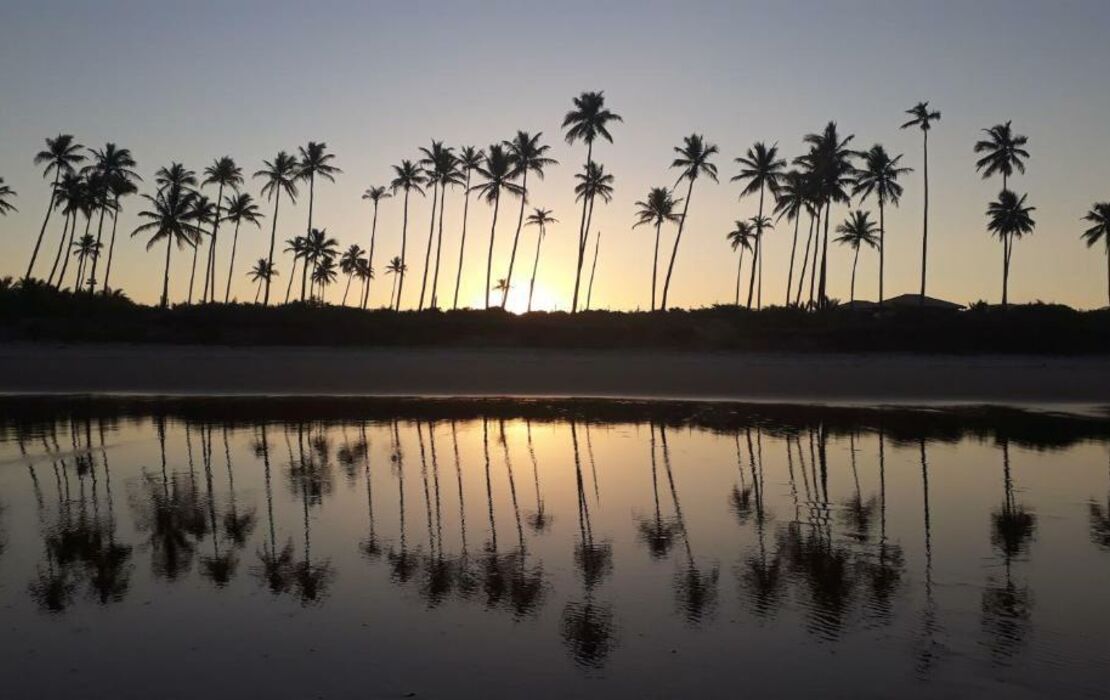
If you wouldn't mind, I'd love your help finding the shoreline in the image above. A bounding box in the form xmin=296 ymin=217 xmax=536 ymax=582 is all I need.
xmin=1 ymin=342 xmax=1108 ymax=405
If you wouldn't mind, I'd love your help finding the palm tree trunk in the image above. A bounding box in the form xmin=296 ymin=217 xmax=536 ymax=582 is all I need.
xmin=818 ymin=201 xmax=831 ymax=304
xmin=300 ymin=252 xmax=310 ymax=302
xmin=734 ymin=245 xmax=746 ymax=306
xmin=808 ymin=206 xmax=821 ymax=307
xmin=746 ymin=185 xmax=766 ymax=309
xmin=660 ymin=178 xmax=695 ymax=311
xmin=502 ymin=171 xmax=529 ymax=308
xmin=586 ymin=229 xmax=602 ymax=311
xmin=850 ymin=246 xmax=859 ymax=303
xmin=418 ymin=181 xmax=439 ymax=310
xmin=651 ymin=221 xmax=662 ymax=312
xmin=485 ymin=192 xmax=501 ymax=310
xmin=795 ymin=212 xmax=814 ymax=306
xmin=919 ymin=130 xmax=929 ymax=300
xmin=224 ymin=221 xmax=242 ymax=303
xmin=527 ymin=224 xmax=544 ymax=313
xmin=342 ymin=272 xmax=353 ymax=305
xmin=430 ymin=183 xmax=448 ymax=309
xmin=26 ymin=171 xmax=60 ymax=280
xmin=1001 ymin=237 xmax=1010 ymax=307
xmin=1106 ymin=240 xmax=1109 ymax=307
xmin=785 ymin=213 xmax=800 ymax=306
xmin=203 ymin=183 xmax=224 ymax=303
xmin=571 ymin=142 xmax=594 ymax=313
xmin=47 ymin=210 xmax=71 ymax=286
xmin=302 ymin=175 xmax=315 ymax=302
xmin=364 ymin=203 xmax=380 ymax=309
xmin=878 ymin=198 xmax=886 ymax=307
xmin=88 ymin=204 xmax=108 ymax=293
xmin=187 ymin=238 xmax=200 ymax=304
xmin=57 ymin=213 xmax=82 ymax=290
xmin=397 ymin=189 xmax=410 ymax=311
xmin=285 ymin=257 xmax=298 ymax=303
xmin=263 ymin=190 xmax=280 ymax=305
xmin=161 ymin=234 xmax=173 ymax=308
xmin=254 ymin=279 xmax=262 ymax=303
xmin=453 ymin=170 xmax=473 ymax=310
xmin=102 ymin=194 xmax=123 ymax=293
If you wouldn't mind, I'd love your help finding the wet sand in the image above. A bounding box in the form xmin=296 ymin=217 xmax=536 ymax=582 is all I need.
xmin=0 ymin=342 xmax=1107 ymax=405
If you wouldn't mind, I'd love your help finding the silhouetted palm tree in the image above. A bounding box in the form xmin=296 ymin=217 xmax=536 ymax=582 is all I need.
xmin=633 ymin=187 xmax=682 ymax=311
xmin=585 ymin=229 xmax=603 ymax=310
xmin=311 ymin=256 xmax=338 ymax=303
xmin=986 ymin=190 xmax=1036 ymax=306
xmin=155 ymin=162 xmax=198 ymax=193
xmin=415 ymin=141 xmax=447 ymax=310
xmin=902 ymin=102 xmax=941 ymax=299
xmin=524 ymin=208 xmax=557 ymax=312
xmin=773 ymin=170 xmax=808 ymax=305
xmin=247 ymin=258 xmax=276 ymax=303
xmin=1081 ymin=202 xmax=1110 ymax=305
xmin=0 ymin=177 xmax=15 ymax=215
xmin=302 ymin=227 xmax=339 ymax=301
xmin=471 ymin=144 xmax=523 ymax=309
xmin=733 ymin=142 xmax=786 ymax=309
xmin=27 ymin=134 xmax=85 ymax=280
xmin=360 ymin=186 xmax=390 ymax=308
xmin=572 ymin=162 xmax=615 ymax=308
xmin=283 ymin=235 xmax=307 ymax=302
xmin=131 ymin=182 xmax=201 ymax=307
xmin=72 ymin=233 xmax=101 ymax=290
xmin=726 ymin=220 xmax=756 ymax=306
xmin=385 ymin=256 xmax=406 ymax=309
xmin=975 ymin=122 xmax=1030 ymax=304
xmin=297 ymin=143 xmax=341 ymax=298
xmin=853 ymin=145 xmax=910 ymax=305
xmin=493 ymin=277 xmax=510 ymax=299
xmin=835 ymin=210 xmax=881 ymax=303
xmin=186 ymin=195 xmax=217 ymax=304
xmin=222 ymin=192 xmax=262 ymax=302
xmin=101 ymin=173 xmax=139 ymax=293
xmin=502 ymin=132 xmax=557 ymax=309
xmin=428 ymin=148 xmax=464 ymax=309
xmin=802 ymin=122 xmax=857 ymax=306
xmin=47 ymin=173 xmax=82 ymax=286
xmin=254 ymin=152 xmax=299 ymax=304
xmin=452 ymin=146 xmax=485 ymax=309
xmin=84 ymin=143 xmax=140 ymax=294
xmin=200 ymin=156 xmax=242 ymax=302
xmin=339 ymin=244 xmax=367 ymax=306
xmin=563 ymin=92 xmax=622 ymax=312
xmin=389 ymin=160 xmax=425 ymax=310
xmin=661 ymin=134 xmax=719 ymax=311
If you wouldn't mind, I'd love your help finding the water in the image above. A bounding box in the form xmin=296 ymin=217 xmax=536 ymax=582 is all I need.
xmin=1 ymin=398 xmax=1108 ymax=699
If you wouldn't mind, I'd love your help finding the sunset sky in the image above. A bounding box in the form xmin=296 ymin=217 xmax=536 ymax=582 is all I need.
xmin=2 ymin=0 xmax=1109 ymax=310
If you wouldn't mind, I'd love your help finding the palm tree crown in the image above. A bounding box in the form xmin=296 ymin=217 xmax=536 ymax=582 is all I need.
xmin=35 ymin=134 xmax=86 ymax=180
xmin=835 ymin=210 xmax=881 ymax=250
xmin=1082 ymin=203 xmax=1110 ymax=249
xmin=633 ymin=187 xmax=682 ymax=229
xmin=224 ymin=192 xmax=262 ymax=228
xmin=727 ymin=220 xmax=756 ymax=252
xmin=0 ymin=177 xmax=17 ymax=215
xmin=204 ymin=156 xmax=244 ymax=191
xmin=853 ymin=145 xmax=910 ymax=206
xmin=526 ymin=208 xmax=558 ymax=231
xmin=362 ymin=185 xmax=391 ymax=205
xmin=901 ymin=102 xmax=941 ymax=133
xmin=471 ymin=145 xmax=522 ymax=203
xmin=671 ymin=134 xmax=720 ymax=185
xmin=987 ymin=190 xmax=1036 ymax=242
xmin=297 ymin=142 xmax=341 ymax=184
xmin=506 ymin=131 xmax=557 ymax=184
xmin=255 ymin=152 xmax=300 ymax=202
xmin=562 ymin=91 xmax=623 ymax=148
xmin=732 ymin=142 xmax=786 ymax=197
xmin=574 ymin=162 xmax=615 ymax=204
xmin=974 ymin=121 xmax=1030 ymax=183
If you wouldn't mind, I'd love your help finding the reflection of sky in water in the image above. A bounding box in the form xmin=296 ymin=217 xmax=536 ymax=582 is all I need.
xmin=1 ymin=404 xmax=1109 ymax=698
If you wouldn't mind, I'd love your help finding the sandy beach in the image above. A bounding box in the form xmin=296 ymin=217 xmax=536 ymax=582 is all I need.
xmin=0 ymin=342 xmax=1106 ymax=404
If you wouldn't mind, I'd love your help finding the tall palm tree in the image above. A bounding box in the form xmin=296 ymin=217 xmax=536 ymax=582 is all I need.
xmin=853 ymin=145 xmax=911 ymax=306
xmin=283 ymin=236 xmax=308 ymax=303
xmin=834 ymin=210 xmax=881 ymax=303
xmin=131 ymin=184 xmax=201 ymax=307
xmin=975 ymin=121 xmax=1030 ymax=296
xmin=303 ymin=228 xmax=339 ymax=300
xmin=726 ymin=220 xmax=756 ymax=306
xmin=524 ymin=208 xmax=557 ymax=312
xmin=633 ymin=187 xmax=682 ymax=311
xmin=661 ymin=134 xmax=719 ymax=311
xmin=429 ymin=151 xmax=464 ymax=310
xmin=247 ymin=259 xmax=276 ymax=303
xmin=0 ymin=177 xmax=15 ymax=215
xmin=222 ymin=193 xmax=263 ymax=303
xmin=573 ymin=161 xmax=615 ymax=309
xmin=502 ymin=131 xmax=557 ymax=309
xmin=45 ymin=174 xmax=76 ymax=286
xmin=186 ymin=195 xmax=217 ymax=304
xmin=254 ymin=152 xmax=299 ymax=304
xmin=54 ymin=175 xmax=90 ymax=290
xmin=354 ymin=258 xmax=374 ymax=307
xmin=200 ymin=156 xmax=243 ymax=302
xmin=27 ymin=134 xmax=85 ymax=280
xmin=385 ymin=256 xmax=406 ymax=309
xmin=297 ymin=142 xmax=341 ymax=300
xmin=801 ymin=122 xmax=857 ymax=306
xmin=416 ymin=141 xmax=449 ymax=310
xmin=986 ymin=190 xmax=1036 ymax=307
xmin=72 ymin=233 xmax=102 ymax=290
xmin=102 ymin=174 xmax=139 ymax=293
xmin=562 ymin=92 xmax=622 ymax=312
xmin=339 ymin=244 xmax=367 ymax=306
xmin=733 ymin=142 xmax=786 ymax=309
xmin=470 ymin=144 xmax=523 ymax=309
xmin=901 ymin=102 xmax=941 ymax=299
xmin=1081 ymin=202 xmax=1110 ymax=306
xmin=155 ymin=162 xmax=198 ymax=193
xmin=84 ymin=143 xmax=140 ymax=294
xmin=773 ymin=170 xmax=807 ymax=306
xmin=360 ymin=186 xmax=390 ymax=309
xmin=311 ymin=256 xmax=338 ymax=303
xmin=79 ymin=172 xmax=114 ymax=291
xmin=453 ymin=146 xmax=485 ymax=309
xmin=389 ymin=160 xmax=425 ymax=310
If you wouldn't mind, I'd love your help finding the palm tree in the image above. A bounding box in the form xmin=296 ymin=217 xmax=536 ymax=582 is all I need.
xmin=975 ymin=122 xmax=1030 ymax=298
xmin=72 ymin=233 xmax=102 ymax=290
xmin=773 ymin=170 xmax=807 ymax=306
xmin=155 ymin=162 xmax=198 ymax=193
xmin=661 ymin=134 xmax=719 ymax=311
xmin=733 ymin=142 xmax=786 ymax=309
xmin=131 ymin=184 xmax=202 ymax=307
xmin=524 ymin=208 xmax=557 ymax=312
xmin=986 ymin=190 xmax=1036 ymax=307
xmin=585 ymin=228 xmax=603 ymax=311
xmin=801 ymin=122 xmax=857 ymax=305
xmin=0 ymin=177 xmax=17 ymax=215
xmin=1081 ymin=202 xmax=1110 ymax=306
xmin=222 ymin=193 xmax=263 ymax=302
xmin=311 ymin=256 xmax=338 ymax=303
xmin=453 ymin=146 xmax=485 ymax=309
xmin=853 ymin=145 xmax=910 ymax=306
xmin=416 ymin=141 xmax=449 ymax=310
xmin=572 ymin=161 xmax=616 ymax=309
xmin=901 ymin=102 xmax=941 ymax=299
xmin=53 ymin=175 xmax=89 ymax=290
xmin=254 ymin=152 xmax=300 ymax=305
xmin=84 ymin=143 xmax=140 ymax=294
xmin=101 ymin=174 xmax=139 ymax=293
xmin=200 ymin=157 xmax=243 ymax=302
xmin=385 ymin=256 xmax=406 ymax=309
xmin=297 ymin=142 xmax=341 ymax=300
xmin=726 ymin=220 xmax=756 ymax=306
xmin=45 ymin=174 xmax=81 ymax=285
xmin=471 ymin=144 xmax=523 ymax=309
xmin=834 ymin=210 xmax=881 ymax=303
xmin=78 ymin=172 xmax=115 ymax=291
xmin=360 ymin=186 xmax=390 ymax=308
xmin=283 ymin=236 xmax=308 ymax=302
xmin=493 ymin=278 xmax=511 ymax=299
xmin=562 ymin=92 xmax=622 ymax=312
xmin=354 ymin=258 xmax=374 ymax=307
xmin=303 ymin=228 xmax=339 ymax=300
xmin=27 ymin=134 xmax=85 ymax=280
xmin=339 ymin=244 xmax=367 ymax=306
xmin=633 ymin=187 xmax=682 ymax=311
xmin=247 ymin=258 xmax=276 ymax=303
xmin=389 ymin=160 xmax=426 ymax=310
xmin=186 ymin=195 xmax=217 ymax=304
xmin=502 ymin=132 xmax=557 ymax=309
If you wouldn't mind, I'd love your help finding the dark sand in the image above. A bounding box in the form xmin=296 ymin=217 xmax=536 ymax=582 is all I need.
xmin=1 ymin=342 xmax=1107 ymax=405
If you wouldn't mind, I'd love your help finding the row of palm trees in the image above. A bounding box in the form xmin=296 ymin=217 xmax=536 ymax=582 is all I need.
xmin=5 ymin=94 xmax=1110 ymax=309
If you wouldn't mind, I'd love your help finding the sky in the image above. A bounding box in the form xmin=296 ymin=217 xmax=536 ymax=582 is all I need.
xmin=2 ymin=0 xmax=1109 ymax=310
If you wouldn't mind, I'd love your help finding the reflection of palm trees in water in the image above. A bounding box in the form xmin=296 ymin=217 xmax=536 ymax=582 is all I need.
xmin=254 ymin=424 xmax=295 ymax=595
xmin=841 ymin=431 xmax=877 ymax=542
xmin=729 ymin=432 xmax=754 ymax=525
xmin=1088 ymin=451 xmax=1110 ymax=550
xmin=359 ymin=422 xmax=383 ymax=561
xmin=221 ymin=426 xmax=256 ymax=550
xmin=499 ymin=419 xmax=546 ymax=617
xmin=387 ymin=420 xmax=418 ymax=584
xmin=737 ymin=427 xmax=782 ymax=618
xmin=862 ymin=428 xmax=903 ymax=622
xmin=418 ymin=421 xmax=453 ymax=606
xmin=914 ymin=436 xmax=942 ymax=676
xmin=981 ymin=437 xmax=1035 ymax=662
xmin=525 ymin=420 xmax=553 ymax=533
xmin=637 ymin=423 xmax=680 ymax=558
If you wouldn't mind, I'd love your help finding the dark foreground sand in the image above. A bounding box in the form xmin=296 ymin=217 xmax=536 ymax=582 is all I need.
xmin=1 ymin=342 xmax=1107 ymax=405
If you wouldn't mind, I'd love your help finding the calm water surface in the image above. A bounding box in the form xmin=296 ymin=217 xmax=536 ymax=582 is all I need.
xmin=1 ymin=399 xmax=1108 ymax=699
